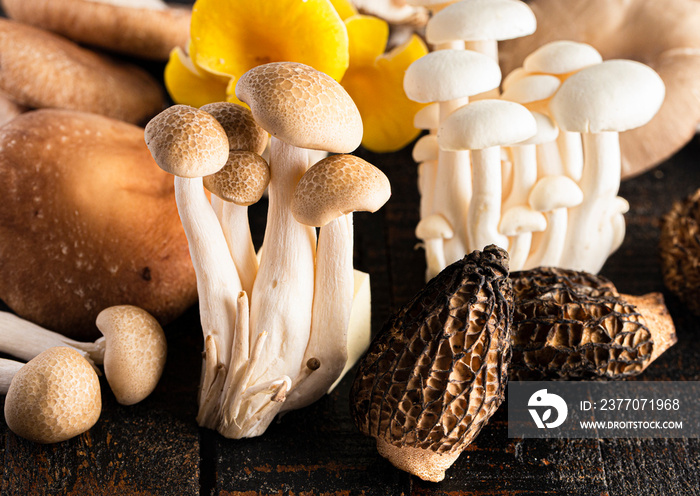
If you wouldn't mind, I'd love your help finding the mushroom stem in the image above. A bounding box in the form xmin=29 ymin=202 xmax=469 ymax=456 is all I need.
xmin=375 ymin=437 xmax=460 ymax=483
xmin=503 ymin=145 xmax=537 ymax=210
xmin=560 ymin=132 xmax=620 ymax=271
xmin=0 ymin=357 xmax=23 ymax=394
xmin=536 ymin=140 xmax=564 ymax=177
xmin=0 ymin=311 xmax=105 ymax=366
xmin=558 ymin=131 xmax=584 ymax=181
xmin=423 ymin=237 xmax=448 ymax=280
xmin=418 ymin=159 xmax=438 ymax=219
xmin=219 ymin=200 xmax=259 ymax=298
xmin=283 ymin=214 xmax=354 ymax=411
xmin=525 ymin=208 xmax=568 ymax=269
xmin=468 ymin=146 xmax=509 ymax=250
xmin=509 ymin=232 xmax=534 ymax=270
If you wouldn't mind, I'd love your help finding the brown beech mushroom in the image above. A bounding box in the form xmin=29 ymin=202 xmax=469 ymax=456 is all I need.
xmin=0 ymin=109 xmax=197 ymax=340
xmin=351 ymin=245 xmax=512 ymax=482
xmin=3 ymin=347 xmax=101 ymax=444
xmin=500 ymin=0 xmax=700 ymax=178
xmin=510 ymin=267 xmax=677 ymax=380
xmin=1 ymin=0 xmax=190 ymax=61
xmin=660 ymin=188 xmax=700 ymax=315
xmin=0 ymin=19 xmax=166 ymax=124
xmin=0 ymin=306 xmax=167 ymax=405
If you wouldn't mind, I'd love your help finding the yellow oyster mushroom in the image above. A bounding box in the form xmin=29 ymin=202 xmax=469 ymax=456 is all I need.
xmin=341 ymin=15 xmax=428 ymax=152
xmin=165 ymin=46 xmax=228 ymax=108
xmin=191 ymin=0 xmax=349 ymax=82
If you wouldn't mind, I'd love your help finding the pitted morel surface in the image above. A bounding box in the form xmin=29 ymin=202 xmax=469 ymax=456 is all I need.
xmin=350 ymin=245 xmax=512 ymax=455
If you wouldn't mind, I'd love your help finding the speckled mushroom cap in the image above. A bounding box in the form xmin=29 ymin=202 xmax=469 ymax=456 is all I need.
xmin=0 ymin=18 xmax=166 ymax=124
xmin=1 ymin=0 xmax=190 ymax=61
xmin=291 ymin=154 xmax=391 ymax=227
xmin=404 ymin=49 xmax=502 ymax=103
xmin=550 ymin=59 xmax=665 ymax=134
xmin=203 ymin=151 xmax=270 ymax=206
xmin=235 ymin=62 xmax=363 ymax=153
xmin=4 ymin=347 xmax=101 ymax=444
xmin=438 ymin=99 xmax=537 ymax=151
xmin=523 ymin=40 xmax=603 ymax=75
xmin=200 ymin=102 xmax=268 ymax=155
xmin=144 ymin=105 xmax=230 ymax=178
xmin=95 ymin=305 xmax=167 ymax=406
xmin=0 ymin=109 xmax=197 ymax=340
xmin=426 ymin=0 xmax=536 ymax=45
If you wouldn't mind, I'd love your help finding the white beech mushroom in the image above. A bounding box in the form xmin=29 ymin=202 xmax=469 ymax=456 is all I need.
xmin=550 ymin=60 xmax=665 ymax=272
xmin=404 ymin=49 xmax=502 ymax=265
xmin=524 ymin=175 xmax=584 ymax=269
xmin=200 ymin=102 xmax=269 ymax=298
xmin=144 ymin=104 xmax=242 ymax=428
xmin=438 ymin=99 xmax=536 ymax=251
xmin=233 ymin=61 xmax=364 ymax=437
xmin=499 ymin=206 xmax=546 ymax=271
xmin=0 ymin=0 xmax=190 ymax=61
xmin=413 ymin=104 xmax=440 ymax=220
xmin=416 ymin=214 xmax=456 ymax=280
xmin=3 ymin=347 xmax=101 ymax=444
xmin=0 ymin=307 xmax=167 ymax=405
xmin=286 ymin=154 xmax=390 ymax=410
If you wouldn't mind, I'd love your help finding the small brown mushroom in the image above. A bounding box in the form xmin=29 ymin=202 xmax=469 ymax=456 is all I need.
xmin=660 ymin=188 xmax=700 ymax=315
xmin=510 ymin=267 xmax=677 ymax=380
xmin=0 ymin=18 xmax=166 ymax=124
xmin=351 ymin=245 xmax=512 ymax=482
xmin=1 ymin=0 xmax=190 ymax=61
xmin=4 ymin=347 xmax=101 ymax=444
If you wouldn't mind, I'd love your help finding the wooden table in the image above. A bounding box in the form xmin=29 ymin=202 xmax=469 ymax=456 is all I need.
xmin=2 ymin=134 xmax=700 ymax=495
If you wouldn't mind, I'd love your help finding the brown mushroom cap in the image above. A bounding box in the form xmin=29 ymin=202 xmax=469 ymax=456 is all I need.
xmin=95 ymin=305 xmax=167 ymax=406
xmin=0 ymin=109 xmax=197 ymax=340
xmin=0 ymin=18 xmax=166 ymax=124
xmin=500 ymin=0 xmax=700 ymax=178
xmin=144 ymin=104 xmax=230 ymax=178
xmin=4 ymin=347 xmax=101 ymax=444
xmin=1 ymin=0 xmax=190 ymax=61
xmin=291 ymin=154 xmax=391 ymax=227
xmin=200 ymin=102 xmax=268 ymax=155
xmin=235 ymin=62 xmax=363 ymax=153
xmin=203 ymin=151 xmax=270 ymax=206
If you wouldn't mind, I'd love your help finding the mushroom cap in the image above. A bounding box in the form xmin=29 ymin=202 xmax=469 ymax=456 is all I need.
xmin=550 ymin=59 xmax=665 ymax=133
xmin=523 ymin=40 xmax=603 ymax=75
xmin=426 ymin=0 xmax=536 ymax=45
xmin=519 ymin=111 xmax=559 ymax=146
xmin=203 ymin=151 xmax=270 ymax=206
xmin=291 ymin=154 xmax=391 ymax=227
xmin=528 ymin=175 xmax=584 ymax=211
xmin=415 ymin=213 xmax=454 ymax=240
xmin=413 ymin=103 xmax=440 ymax=130
xmin=502 ymin=67 xmax=529 ymax=91
xmin=438 ymin=99 xmax=537 ymax=151
xmin=4 ymin=347 xmax=101 ymax=444
xmin=200 ymin=102 xmax=268 ymax=155
xmin=144 ymin=105 xmax=230 ymax=178
xmin=0 ymin=18 xmax=166 ymax=124
xmin=500 ymin=74 xmax=560 ymax=104
xmin=95 ymin=305 xmax=167 ymax=406
xmin=235 ymin=62 xmax=363 ymax=153
xmin=404 ymin=49 xmax=502 ymax=103
xmin=412 ymin=134 xmax=439 ymax=163
xmin=0 ymin=0 xmax=190 ymax=61
xmin=499 ymin=206 xmax=547 ymax=236
xmin=0 ymin=109 xmax=197 ymax=340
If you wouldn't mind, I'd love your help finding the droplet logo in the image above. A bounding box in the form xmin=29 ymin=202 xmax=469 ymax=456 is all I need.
xmin=528 ymin=389 xmax=568 ymax=429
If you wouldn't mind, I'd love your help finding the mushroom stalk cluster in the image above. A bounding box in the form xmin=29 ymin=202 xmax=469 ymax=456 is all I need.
xmin=405 ymin=0 xmax=665 ymax=278
xmin=144 ymin=62 xmax=390 ymax=439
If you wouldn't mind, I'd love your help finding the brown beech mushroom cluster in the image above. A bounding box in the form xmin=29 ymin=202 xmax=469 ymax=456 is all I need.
xmin=500 ymin=0 xmax=700 ymax=179
xmin=660 ymin=188 xmax=700 ymax=315
xmin=145 ymin=62 xmax=390 ymax=439
xmin=510 ymin=267 xmax=677 ymax=380
xmin=351 ymin=245 xmax=512 ymax=482
xmin=0 ymin=109 xmax=196 ymax=340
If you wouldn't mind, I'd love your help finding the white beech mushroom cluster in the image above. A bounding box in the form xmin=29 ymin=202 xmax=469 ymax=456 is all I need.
xmin=144 ymin=62 xmax=391 ymax=439
xmin=406 ymin=0 xmax=665 ymax=279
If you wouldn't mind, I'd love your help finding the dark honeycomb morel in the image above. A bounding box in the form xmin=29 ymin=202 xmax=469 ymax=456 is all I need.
xmin=510 ymin=267 xmax=677 ymax=381
xmin=350 ymin=245 xmax=512 ymax=482
xmin=660 ymin=188 xmax=700 ymax=315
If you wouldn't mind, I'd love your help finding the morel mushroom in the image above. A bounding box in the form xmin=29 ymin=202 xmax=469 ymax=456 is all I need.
xmin=660 ymin=188 xmax=700 ymax=315
xmin=350 ymin=245 xmax=512 ymax=482
xmin=510 ymin=267 xmax=677 ymax=380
